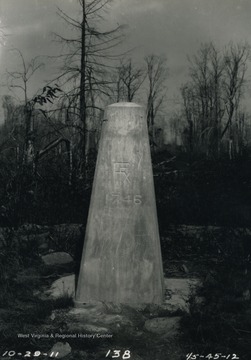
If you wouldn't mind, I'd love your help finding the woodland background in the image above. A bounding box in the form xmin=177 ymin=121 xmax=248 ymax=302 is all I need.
xmin=1 ymin=1 xmax=251 ymax=228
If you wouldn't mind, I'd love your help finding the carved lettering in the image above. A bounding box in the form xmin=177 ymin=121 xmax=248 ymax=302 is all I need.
xmin=113 ymin=162 xmax=131 ymax=184
xmin=134 ymin=195 xmax=142 ymax=204
xmin=105 ymin=194 xmax=142 ymax=206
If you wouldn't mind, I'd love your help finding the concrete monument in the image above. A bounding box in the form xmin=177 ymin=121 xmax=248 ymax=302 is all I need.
xmin=75 ymin=102 xmax=164 ymax=305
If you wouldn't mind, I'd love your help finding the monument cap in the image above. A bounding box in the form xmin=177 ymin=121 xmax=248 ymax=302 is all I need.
xmin=108 ymin=102 xmax=142 ymax=108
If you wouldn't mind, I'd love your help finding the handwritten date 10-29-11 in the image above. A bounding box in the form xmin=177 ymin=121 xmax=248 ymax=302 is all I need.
xmin=2 ymin=351 xmax=59 ymax=358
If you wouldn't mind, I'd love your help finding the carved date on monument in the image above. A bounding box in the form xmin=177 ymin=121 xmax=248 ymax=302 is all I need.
xmin=105 ymin=193 xmax=142 ymax=206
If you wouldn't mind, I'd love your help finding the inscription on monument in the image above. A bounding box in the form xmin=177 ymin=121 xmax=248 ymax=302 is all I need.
xmin=105 ymin=193 xmax=142 ymax=206
xmin=113 ymin=162 xmax=131 ymax=185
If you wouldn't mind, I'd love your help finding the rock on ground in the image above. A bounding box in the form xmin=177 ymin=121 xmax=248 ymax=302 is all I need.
xmin=163 ymin=278 xmax=201 ymax=314
xmin=42 ymin=252 xmax=73 ymax=266
xmin=68 ymin=305 xmax=133 ymax=333
xmin=144 ymin=316 xmax=181 ymax=336
xmin=46 ymin=275 xmax=75 ymax=298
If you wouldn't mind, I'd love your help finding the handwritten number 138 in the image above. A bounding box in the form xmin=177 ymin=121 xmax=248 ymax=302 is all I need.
xmin=106 ymin=350 xmax=131 ymax=359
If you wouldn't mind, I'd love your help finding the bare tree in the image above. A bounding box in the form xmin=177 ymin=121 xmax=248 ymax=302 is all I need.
xmin=1 ymin=95 xmax=22 ymax=169
xmin=145 ymin=55 xmax=168 ymax=147
xmin=181 ymin=42 xmax=250 ymax=158
xmin=183 ymin=43 xmax=225 ymax=156
xmin=114 ymin=58 xmax=145 ymax=102
xmin=5 ymin=49 xmax=44 ymax=165
xmin=209 ymin=44 xmax=225 ymax=155
xmin=52 ymin=0 xmax=125 ymax=180
xmin=181 ymin=85 xmax=196 ymax=153
xmin=221 ymin=42 xmax=250 ymax=158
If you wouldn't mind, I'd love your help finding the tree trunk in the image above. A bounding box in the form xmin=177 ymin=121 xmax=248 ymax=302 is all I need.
xmin=80 ymin=0 xmax=87 ymax=180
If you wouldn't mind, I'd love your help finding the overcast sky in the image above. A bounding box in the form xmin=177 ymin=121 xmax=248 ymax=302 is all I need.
xmin=0 ymin=0 xmax=251 ymax=122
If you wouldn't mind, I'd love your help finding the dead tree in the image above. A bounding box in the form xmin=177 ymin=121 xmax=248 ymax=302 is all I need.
xmin=145 ymin=54 xmax=168 ymax=149
xmin=115 ymin=58 xmax=145 ymax=102
xmin=181 ymin=42 xmax=250 ymax=158
xmin=5 ymin=49 xmax=44 ymax=165
xmin=221 ymin=43 xmax=250 ymax=158
xmin=51 ymin=0 xmax=125 ymax=180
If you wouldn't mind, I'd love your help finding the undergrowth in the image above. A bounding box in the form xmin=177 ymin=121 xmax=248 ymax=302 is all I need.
xmin=181 ymin=227 xmax=251 ymax=360
xmin=0 ymin=226 xmax=75 ymax=352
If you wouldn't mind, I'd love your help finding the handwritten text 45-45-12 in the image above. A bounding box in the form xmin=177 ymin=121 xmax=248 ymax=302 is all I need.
xmin=186 ymin=353 xmax=239 ymax=360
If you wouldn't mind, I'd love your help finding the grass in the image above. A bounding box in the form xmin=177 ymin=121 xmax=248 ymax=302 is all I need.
xmin=53 ymin=293 xmax=74 ymax=309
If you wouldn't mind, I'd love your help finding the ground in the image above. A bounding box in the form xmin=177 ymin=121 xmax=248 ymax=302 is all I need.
xmin=0 ymin=224 xmax=250 ymax=360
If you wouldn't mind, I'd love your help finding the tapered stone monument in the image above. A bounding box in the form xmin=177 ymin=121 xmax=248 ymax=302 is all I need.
xmin=75 ymin=102 xmax=164 ymax=305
